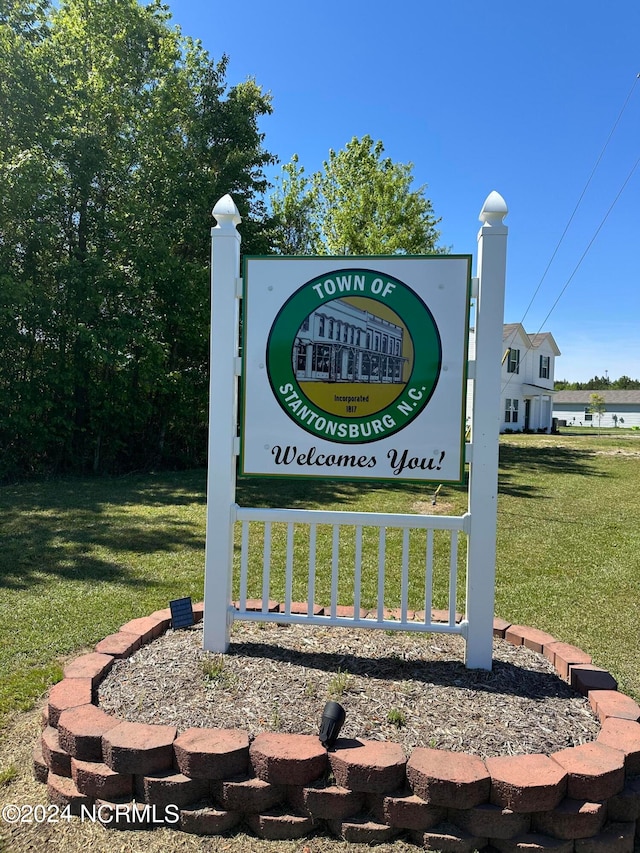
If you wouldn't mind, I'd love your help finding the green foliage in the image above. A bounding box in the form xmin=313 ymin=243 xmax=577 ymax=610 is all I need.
xmin=555 ymin=375 xmax=640 ymax=390
xmin=0 ymin=0 xmax=274 ymax=479
xmin=0 ymin=764 xmax=18 ymax=786
xmin=327 ymin=668 xmax=352 ymax=698
xmin=270 ymin=135 xmax=445 ymax=256
xmin=387 ymin=707 xmax=407 ymax=728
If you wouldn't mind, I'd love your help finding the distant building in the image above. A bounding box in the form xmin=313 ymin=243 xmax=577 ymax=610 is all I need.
xmin=553 ymin=390 xmax=640 ymax=429
xmin=468 ymin=323 xmax=560 ymax=432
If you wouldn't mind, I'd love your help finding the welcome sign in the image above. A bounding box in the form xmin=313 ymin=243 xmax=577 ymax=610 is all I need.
xmin=241 ymin=256 xmax=471 ymax=482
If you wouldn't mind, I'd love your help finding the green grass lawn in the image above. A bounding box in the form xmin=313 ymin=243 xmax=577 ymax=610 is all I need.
xmin=1 ymin=429 xmax=639 ymax=727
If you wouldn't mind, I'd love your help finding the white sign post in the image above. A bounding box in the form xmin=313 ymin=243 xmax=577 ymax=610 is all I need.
xmin=202 ymin=195 xmax=242 ymax=653
xmin=465 ymin=191 xmax=509 ymax=668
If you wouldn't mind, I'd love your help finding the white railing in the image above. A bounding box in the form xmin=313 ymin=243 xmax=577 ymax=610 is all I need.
xmin=233 ymin=506 xmax=469 ymax=636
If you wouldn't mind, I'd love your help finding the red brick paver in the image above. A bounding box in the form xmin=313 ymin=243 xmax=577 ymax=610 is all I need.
xmin=329 ymin=738 xmax=406 ymax=794
xmin=213 ymin=776 xmax=284 ymax=813
xmin=486 ymin=754 xmax=567 ymax=813
xmin=288 ymin=783 xmax=364 ymax=820
xmin=102 ymin=721 xmax=177 ymax=775
xmin=148 ymin=608 xmax=172 ymax=632
xmin=551 ymin=743 xmax=625 ymax=801
xmin=47 ymin=679 xmax=93 ymax=727
xmin=588 ymin=689 xmax=640 ymax=723
xmin=493 ymin=618 xmax=512 ymax=638
xmin=41 ymin=726 xmax=71 ymax=777
xmin=32 ymin=741 xmax=49 ymax=784
xmin=180 ymin=803 xmax=241 ymax=834
xmin=606 ymin=776 xmax=640 ymax=822
xmin=543 ymin=643 xmax=591 ymax=680
xmin=532 ymin=799 xmax=606 ymax=840
xmin=94 ymin=631 xmax=141 ymax=659
xmin=407 ymin=747 xmax=490 ymax=809
xmin=250 ymin=733 xmax=327 ymax=786
xmin=570 ymin=665 xmax=617 ymax=695
xmin=329 ymin=815 xmax=399 ymax=844
xmin=597 ymin=718 xmax=640 ymax=775
xmin=173 ymin=727 xmax=249 ymax=779
xmin=63 ymin=652 xmax=114 ymax=686
xmin=71 ymin=758 xmax=133 ymax=800
xmin=119 ymin=615 xmax=165 ymax=644
xmin=47 ymin=771 xmax=92 ymax=814
xmin=505 ymin=625 xmax=556 ymax=654
xmin=409 ymin=821 xmax=487 ymax=853
xmin=57 ymin=704 xmax=121 ymax=762
xmin=371 ymin=792 xmax=446 ymax=831
xmin=136 ymin=770 xmax=209 ymax=808
xmin=449 ymin=803 xmax=531 ymax=839
xmin=574 ymin=821 xmax=636 ymax=853
xmin=492 ymin=832 xmax=574 ymax=853
xmin=246 ymin=809 xmax=316 ymax=840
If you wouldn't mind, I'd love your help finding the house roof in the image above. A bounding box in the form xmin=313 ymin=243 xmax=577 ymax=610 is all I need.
xmin=553 ymin=390 xmax=640 ymax=405
xmin=502 ymin=324 xmax=561 ymax=355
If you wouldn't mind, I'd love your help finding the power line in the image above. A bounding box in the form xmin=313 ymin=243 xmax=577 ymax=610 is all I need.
xmin=518 ymin=74 xmax=640 ymax=331
xmin=533 ymin=151 xmax=640 ymax=334
xmin=501 ymin=74 xmax=640 ymax=393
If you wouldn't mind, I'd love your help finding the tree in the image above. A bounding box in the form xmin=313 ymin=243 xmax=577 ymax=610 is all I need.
xmin=268 ymin=154 xmax=319 ymax=255
xmin=588 ymin=393 xmax=606 ymax=433
xmin=0 ymin=0 xmax=274 ymax=478
xmin=554 ymin=375 xmax=640 ymax=391
xmin=270 ymin=135 xmax=445 ymax=256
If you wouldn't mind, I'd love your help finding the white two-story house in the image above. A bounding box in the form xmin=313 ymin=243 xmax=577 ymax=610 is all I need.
xmin=468 ymin=323 xmax=560 ymax=432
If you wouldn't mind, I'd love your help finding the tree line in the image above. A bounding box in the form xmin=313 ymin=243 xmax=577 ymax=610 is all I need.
xmin=554 ymin=376 xmax=640 ymax=390
xmin=0 ymin=0 xmax=443 ymax=481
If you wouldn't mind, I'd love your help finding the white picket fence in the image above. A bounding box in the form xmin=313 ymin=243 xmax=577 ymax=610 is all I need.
xmin=233 ymin=506 xmax=468 ymax=634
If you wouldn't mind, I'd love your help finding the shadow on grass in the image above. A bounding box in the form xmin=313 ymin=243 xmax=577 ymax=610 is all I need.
xmin=0 ymin=470 xmax=208 ymax=591
xmin=498 ymin=442 xmax=602 ymax=499
xmin=228 ymin=639 xmax=576 ymax=701
xmin=0 ymin=469 xmax=445 ymax=592
xmin=236 ymin=474 xmax=441 ymax=509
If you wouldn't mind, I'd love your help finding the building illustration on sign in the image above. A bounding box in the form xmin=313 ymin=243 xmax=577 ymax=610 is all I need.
xmin=293 ymin=298 xmax=408 ymax=385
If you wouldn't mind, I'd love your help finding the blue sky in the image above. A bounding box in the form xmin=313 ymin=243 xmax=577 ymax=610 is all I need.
xmin=168 ymin=0 xmax=639 ymax=382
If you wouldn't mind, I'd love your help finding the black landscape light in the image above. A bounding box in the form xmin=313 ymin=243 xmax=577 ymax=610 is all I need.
xmin=319 ymin=701 xmax=346 ymax=748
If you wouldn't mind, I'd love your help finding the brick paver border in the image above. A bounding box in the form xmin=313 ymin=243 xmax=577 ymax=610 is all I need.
xmin=34 ymin=604 xmax=640 ymax=850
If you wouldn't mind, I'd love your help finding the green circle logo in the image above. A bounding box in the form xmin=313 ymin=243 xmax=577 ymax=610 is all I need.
xmin=266 ymin=268 xmax=442 ymax=443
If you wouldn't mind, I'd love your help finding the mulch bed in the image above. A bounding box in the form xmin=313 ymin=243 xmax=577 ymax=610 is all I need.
xmin=99 ymin=621 xmax=600 ymax=758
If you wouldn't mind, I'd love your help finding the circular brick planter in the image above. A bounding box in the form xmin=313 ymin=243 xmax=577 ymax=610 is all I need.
xmin=34 ymin=604 xmax=640 ymax=850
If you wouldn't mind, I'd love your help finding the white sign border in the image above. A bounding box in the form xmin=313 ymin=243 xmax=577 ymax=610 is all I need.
xmin=240 ymin=255 xmax=472 ymax=483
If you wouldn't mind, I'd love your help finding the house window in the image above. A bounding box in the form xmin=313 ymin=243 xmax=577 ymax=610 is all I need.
xmin=584 ymin=408 xmax=593 ymax=422
xmin=507 ymin=348 xmax=520 ymax=374
xmin=505 ymin=398 xmax=519 ymax=423
xmin=318 ymin=316 xmax=325 ymax=337
xmin=540 ymin=355 xmax=550 ymax=379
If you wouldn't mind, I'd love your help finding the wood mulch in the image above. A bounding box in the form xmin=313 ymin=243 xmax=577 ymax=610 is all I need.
xmin=98 ymin=621 xmax=600 ymax=759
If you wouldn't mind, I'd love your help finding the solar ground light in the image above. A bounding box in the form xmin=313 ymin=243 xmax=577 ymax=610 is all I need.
xmin=319 ymin=701 xmax=346 ymax=748
xmin=169 ymin=596 xmax=194 ymax=628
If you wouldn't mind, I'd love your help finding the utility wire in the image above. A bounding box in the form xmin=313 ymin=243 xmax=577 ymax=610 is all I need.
xmin=533 ymin=151 xmax=640 ymax=335
xmin=501 ymin=74 xmax=640 ymax=394
xmin=517 ymin=74 xmax=640 ymax=331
